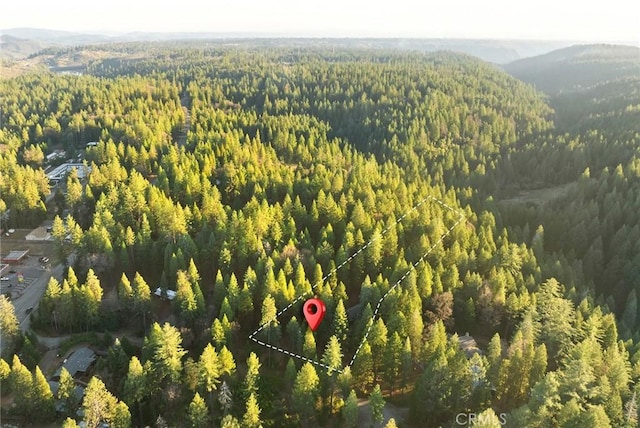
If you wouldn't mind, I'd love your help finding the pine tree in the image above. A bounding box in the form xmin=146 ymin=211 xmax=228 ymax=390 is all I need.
xmin=286 ymin=316 xmax=303 ymax=353
xmin=303 ymin=328 xmax=317 ymax=359
xmin=385 ymin=418 xmax=398 ymax=428
xmin=32 ymin=366 xmax=55 ymax=421
xmin=242 ymin=392 xmax=262 ymax=428
xmin=0 ymin=296 xmax=19 ymax=356
xmin=322 ymin=335 xmax=343 ymax=412
xmin=62 ymin=417 xmax=79 ymax=428
xmin=187 ymin=392 xmax=209 ymax=428
xmin=486 ymin=333 xmax=502 ymax=387
xmin=471 ymin=408 xmax=502 ymax=427
xmin=58 ymin=367 xmax=78 ymax=416
xmin=220 ymin=297 xmax=235 ymax=321
xmin=212 ymin=318 xmax=226 ymax=347
xmin=199 ymin=343 xmax=221 ymax=405
xmin=370 ymin=384 xmax=385 ymax=425
xmin=220 ymin=415 xmax=241 ymax=428
xmin=0 ymin=358 xmax=10 ymax=387
xmin=10 ymin=355 xmax=32 ymax=416
xmin=624 ymin=390 xmax=638 ymax=428
xmin=218 ymin=380 xmax=233 ymax=415
xmin=384 ymin=332 xmax=402 ymax=396
xmin=243 ymin=352 xmax=261 ymax=400
xmin=342 ymin=390 xmax=359 ymax=428
xmin=213 ymin=270 xmax=226 ymax=309
xmin=332 ymin=299 xmax=349 ymax=345
xmin=219 ymin=346 xmax=236 ymax=377
xmin=353 ymin=341 xmax=374 ymax=394
xmin=132 ymin=273 xmax=151 ymax=329
xmin=237 ymin=284 xmax=254 ymax=317
xmin=118 ymin=273 xmax=134 ymax=308
xmin=293 ymin=363 xmax=320 ymax=423
xmin=260 ymin=294 xmax=280 ymax=345
xmin=337 ymin=366 xmax=353 ymax=398
xmin=82 ymin=269 xmax=103 ymax=331
xmin=227 ymin=273 xmax=240 ymax=308
xmin=285 ymin=358 xmax=297 ymax=390
xmin=322 ymin=335 xmax=343 ymax=376
xmin=124 ymin=356 xmax=146 ymax=425
xmin=113 ymin=401 xmax=132 ymax=428
xmin=83 ymin=376 xmax=118 ymax=428
xmin=400 ymin=337 xmax=413 ymax=393
xmin=368 ymin=318 xmax=388 ymax=382
xmin=176 ymin=270 xmax=198 ymax=322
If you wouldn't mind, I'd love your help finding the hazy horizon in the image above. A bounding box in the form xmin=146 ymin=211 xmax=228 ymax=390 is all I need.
xmin=2 ymin=0 xmax=639 ymax=43
xmin=1 ymin=27 xmax=637 ymax=46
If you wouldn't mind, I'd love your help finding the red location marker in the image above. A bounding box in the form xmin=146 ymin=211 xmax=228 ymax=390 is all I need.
xmin=303 ymin=298 xmax=326 ymax=331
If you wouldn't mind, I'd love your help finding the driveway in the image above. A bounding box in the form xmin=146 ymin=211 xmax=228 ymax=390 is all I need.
xmin=357 ymin=398 xmax=409 ymax=427
xmin=10 ymin=263 xmax=65 ymax=332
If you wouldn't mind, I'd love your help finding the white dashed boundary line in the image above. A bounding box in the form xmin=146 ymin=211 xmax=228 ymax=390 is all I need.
xmin=248 ymin=195 xmax=465 ymax=373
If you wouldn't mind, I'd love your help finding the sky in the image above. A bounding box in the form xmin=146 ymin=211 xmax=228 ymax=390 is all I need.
xmin=2 ymin=0 xmax=639 ymax=42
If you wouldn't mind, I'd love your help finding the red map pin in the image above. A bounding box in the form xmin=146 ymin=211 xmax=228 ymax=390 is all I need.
xmin=303 ymin=297 xmax=326 ymax=331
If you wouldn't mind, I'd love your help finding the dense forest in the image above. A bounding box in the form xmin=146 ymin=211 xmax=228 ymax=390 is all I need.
xmin=1 ymin=42 xmax=639 ymax=427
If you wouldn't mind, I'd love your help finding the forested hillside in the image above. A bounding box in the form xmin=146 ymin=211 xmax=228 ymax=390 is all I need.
xmin=1 ymin=44 xmax=639 ymax=427
xmin=504 ymin=44 xmax=640 ymax=94
xmin=501 ymin=45 xmax=640 ymax=342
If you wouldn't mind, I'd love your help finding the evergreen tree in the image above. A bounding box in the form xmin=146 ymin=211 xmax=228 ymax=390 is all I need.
xmin=83 ymin=377 xmax=118 ymax=428
xmin=384 ymin=418 xmax=398 ymax=428
xmin=353 ymin=341 xmax=374 ymax=393
xmin=187 ymin=392 xmax=210 ymax=428
xmin=243 ymin=352 xmax=261 ymax=400
xmin=118 ymin=273 xmax=134 ymax=308
xmin=332 ymin=299 xmax=349 ymax=345
xmin=285 ymin=358 xmax=297 ymax=390
xmin=113 ymin=401 xmax=132 ymax=428
xmin=176 ymin=270 xmax=198 ymax=322
xmin=62 ymin=418 xmax=79 ymax=428
xmin=472 ymin=408 xmax=503 ymax=427
xmin=219 ymin=346 xmax=236 ymax=377
xmin=242 ymin=393 xmax=262 ymax=428
xmin=0 ymin=296 xmax=20 ymax=356
xmin=260 ymin=294 xmax=280 ymax=344
xmin=212 ymin=318 xmax=226 ymax=348
xmin=0 ymin=358 xmax=10 ymax=389
xmin=124 ymin=356 xmax=147 ymax=425
xmin=10 ymin=355 xmax=32 ymax=416
xmin=293 ymin=363 xmax=320 ymax=423
xmin=221 ymin=415 xmax=241 ymax=428
xmin=342 ymin=390 xmax=359 ymax=428
xmin=32 ymin=366 xmax=55 ymax=421
xmin=58 ymin=367 xmax=78 ymax=416
xmin=322 ymin=335 xmax=343 ymax=376
xmin=199 ymin=343 xmax=221 ymax=404
xmin=370 ymin=384 xmax=385 ymax=425
xmin=384 ymin=332 xmax=403 ymax=396
xmin=132 ymin=273 xmax=151 ymax=329
xmin=218 ymin=380 xmax=233 ymax=415
xmin=303 ymin=328 xmax=317 ymax=360
xmin=142 ymin=322 xmax=186 ymax=383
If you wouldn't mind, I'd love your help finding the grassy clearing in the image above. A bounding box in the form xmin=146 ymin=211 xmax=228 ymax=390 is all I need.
xmin=498 ymin=181 xmax=577 ymax=207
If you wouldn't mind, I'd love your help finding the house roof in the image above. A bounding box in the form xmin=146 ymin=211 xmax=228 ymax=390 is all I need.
xmin=458 ymin=333 xmax=482 ymax=358
xmin=54 ymin=347 xmax=96 ymax=378
xmin=3 ymin=250 xmax=29 ymax=262
xmin=154 ymin=287 xmax=176 ymax=300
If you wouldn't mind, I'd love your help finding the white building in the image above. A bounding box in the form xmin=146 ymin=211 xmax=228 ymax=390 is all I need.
xmin=46 ymin=163 xmax=92 ymax=183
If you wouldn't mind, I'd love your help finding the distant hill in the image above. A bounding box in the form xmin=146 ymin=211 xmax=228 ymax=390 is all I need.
xmin=504 ymin=44 xmax=640 ymax=94
xmin=0 ymin=35 xmax=51 ymax=60
xmin=1 ymin=28 xmax=581 ymax=64
xmin=1 ymin=28 xmax=111 ymax=46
